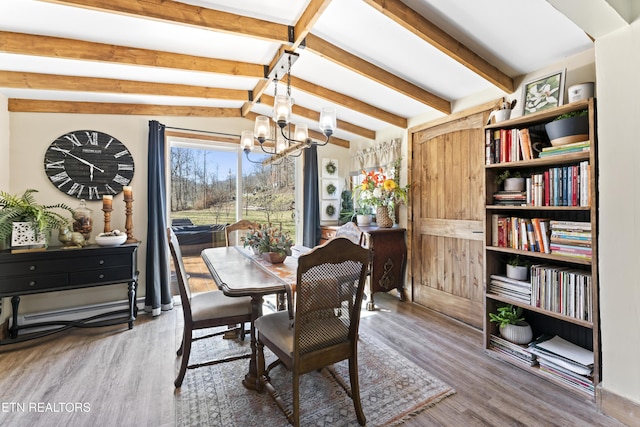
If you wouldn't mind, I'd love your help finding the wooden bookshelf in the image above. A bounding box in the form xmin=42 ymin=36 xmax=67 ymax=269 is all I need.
xmin=483 ymin=98 xmax=599 ymax=399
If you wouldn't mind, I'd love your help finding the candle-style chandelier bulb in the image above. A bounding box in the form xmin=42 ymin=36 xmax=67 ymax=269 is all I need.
xmin=254 ymin=116 xmax=270 ymax=143
xmin=319 ymin=107 xmax=337 ymax=137
xmin=273 ymin=94 xmax=291 ymax=127
xmin=241 ymin=130 xmax=254 ymax=152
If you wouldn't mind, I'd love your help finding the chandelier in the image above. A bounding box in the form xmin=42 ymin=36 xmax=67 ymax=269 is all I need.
xmin=241 ymin=51 xmax=337 ymax=165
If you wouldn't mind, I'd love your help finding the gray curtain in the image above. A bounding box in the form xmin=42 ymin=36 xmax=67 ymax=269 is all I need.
xmin=302 ymin=144 xmax=321 ymax=247
xmin=145 ymin=120 xmax=173 ymax=316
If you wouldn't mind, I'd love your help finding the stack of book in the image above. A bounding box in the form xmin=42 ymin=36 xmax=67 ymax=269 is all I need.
xmin=490 ymin=334 xmax=537 ymax=366
xmin=529 ymin=335 xmax=594 ymax=394
xmin=530 ymin=264 xmax=592 ymax=320
xmin=538 ymin=140 xmax=590 ymax=158
xmin=549 ymin=220 xmax=592 ymax=261
xmin=491 ymin=215 xmax=550 ymax=253
xmin=493 ymin=190 xmax=526 ymax=205
xmin=488 ymin=274 xmax=531 ymax=304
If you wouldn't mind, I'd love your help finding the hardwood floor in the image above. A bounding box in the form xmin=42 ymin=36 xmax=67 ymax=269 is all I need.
xmin=0 ymin=265 xmax=625 ymax=426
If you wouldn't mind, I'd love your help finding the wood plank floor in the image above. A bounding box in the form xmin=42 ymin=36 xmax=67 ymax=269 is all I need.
xmin=0 ymin=257 xmax=625 ymax=427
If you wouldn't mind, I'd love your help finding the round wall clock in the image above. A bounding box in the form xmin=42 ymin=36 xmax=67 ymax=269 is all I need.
xmin=43 ymin=130 xmax=135 ymax=200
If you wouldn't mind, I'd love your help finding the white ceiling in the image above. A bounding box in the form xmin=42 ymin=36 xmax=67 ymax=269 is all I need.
xmin=0 ymin=0 xmax=594 ymax=141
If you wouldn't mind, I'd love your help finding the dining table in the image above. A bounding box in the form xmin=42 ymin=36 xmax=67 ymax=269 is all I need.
xmin=201 ymin=245 xmax=303 ymax=390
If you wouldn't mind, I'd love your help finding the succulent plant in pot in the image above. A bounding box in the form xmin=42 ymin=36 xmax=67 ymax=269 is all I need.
xmin=495 ymin=170 xmax=524 ymax=192
xmin=506 ymin=255 xmax=531 ymax=281
xmin=489 ymin=304 xmax=533 ymax=345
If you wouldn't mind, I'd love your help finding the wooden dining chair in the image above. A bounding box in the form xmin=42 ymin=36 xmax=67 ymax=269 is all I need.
xmin=255 ymin=237 xmax=370 ymax=426
xmin=167 ymin=228 xmax=253 ymax=388
xmin=334 ymin=221 xmax=364 ymax=246
xmin=224 ymin=219 xmax=259 ymax=247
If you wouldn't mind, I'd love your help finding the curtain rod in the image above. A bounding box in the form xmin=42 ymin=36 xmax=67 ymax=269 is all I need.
xmin=164 ymin=126 xmax=240 ymax=139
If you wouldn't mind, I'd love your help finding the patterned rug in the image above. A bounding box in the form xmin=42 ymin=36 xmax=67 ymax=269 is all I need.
xmin=175 ymin=329 xmax=455 ymax=427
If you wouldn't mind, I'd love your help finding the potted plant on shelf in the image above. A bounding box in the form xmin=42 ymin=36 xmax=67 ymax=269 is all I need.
xmin=0 ymin=189 xmax=74 ymax=251
xmin=495 ymin=170 xmax=524 ymax=192
xmin=489 ymin=304 xmax=533 ymax=345
xmin=506 ymin=255 xmax=531 ymax=281
xmin=242 ymin=224 xmax=293 ymax=264
xmin=544 ymin=109 xmax=589 ymax=147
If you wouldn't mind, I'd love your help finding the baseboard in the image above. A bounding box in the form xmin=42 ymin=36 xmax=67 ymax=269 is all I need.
xmin=9 ymin=298 xmax=145 ymax=335
xmin=598 ymin=385 xmax=640 ymax=426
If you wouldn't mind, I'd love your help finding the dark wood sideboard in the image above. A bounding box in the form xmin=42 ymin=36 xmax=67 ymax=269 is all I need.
xmin=0 ymin=243 xmax=139 ymax=344
xmin=321 ymin=225 xmax=407 ymax=310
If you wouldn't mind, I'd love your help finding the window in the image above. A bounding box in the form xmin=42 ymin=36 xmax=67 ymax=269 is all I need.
xmin=169 ymin=138 xmax=297 ymax=239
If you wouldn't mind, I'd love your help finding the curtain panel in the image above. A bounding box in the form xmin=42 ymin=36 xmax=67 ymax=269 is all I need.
xmin=302 ymin=144 xmax=321 ymax=248
xmin=145 ymin=120 xmax=173 ymax=316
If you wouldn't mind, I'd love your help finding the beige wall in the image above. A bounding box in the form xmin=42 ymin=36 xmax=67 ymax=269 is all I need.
xmin=0 ymin=94 xmax=8 ymax=190
xmin=595 ymin=17 xmax=640 ymax=405
xmin=4 ymin=114 xmax=336 ymax=317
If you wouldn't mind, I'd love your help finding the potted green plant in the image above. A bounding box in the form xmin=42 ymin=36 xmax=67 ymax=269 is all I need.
xmin=242 ymin=224 xmax=293 ymax=263
xmin=489 ymin=304 xmax=533 ymax=344
xmin=506 ymin=255 xmax=531 ymax=281
xmin=544 ymin=109 xmax=589 ymax=147
xmin=495 ymin=170 xmax=524 ymax=191
xmin=0 ymin=189 xmax=74 ymax=250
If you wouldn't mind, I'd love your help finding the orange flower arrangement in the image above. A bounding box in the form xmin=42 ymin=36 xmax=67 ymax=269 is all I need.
xmin=357 ymin=164 xmax=409 ymax=210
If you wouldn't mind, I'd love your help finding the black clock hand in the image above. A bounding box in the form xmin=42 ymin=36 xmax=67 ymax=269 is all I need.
xmin=51 ymin=147 xmax=105 ymax=173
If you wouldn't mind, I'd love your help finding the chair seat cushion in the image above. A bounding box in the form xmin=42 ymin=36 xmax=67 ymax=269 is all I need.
xmin=190 ymin=290 xmax=251 ymax=322
xmin=255 ymin=310 xmax=349 ymax=356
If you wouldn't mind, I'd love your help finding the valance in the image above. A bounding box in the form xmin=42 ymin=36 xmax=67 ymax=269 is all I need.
xmin=349 ymin=138 xmax=401 ymax=175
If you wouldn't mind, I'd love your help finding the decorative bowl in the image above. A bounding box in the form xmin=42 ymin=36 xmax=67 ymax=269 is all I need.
xmin=95 ymin=234 xmax=127 ymax=246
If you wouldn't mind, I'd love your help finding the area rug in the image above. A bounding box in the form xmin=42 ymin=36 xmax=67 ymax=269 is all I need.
xmin=175 ymin=329 xmax=455 ymax=427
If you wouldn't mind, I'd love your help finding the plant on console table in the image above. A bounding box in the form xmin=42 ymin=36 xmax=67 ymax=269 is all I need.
xmin=242 ymin=224 xmax=293 ymax=264
xmin=489 ymin=304 xmax=533 ymax=345
xmin=0 ymin=189 xmax=74 ymax=250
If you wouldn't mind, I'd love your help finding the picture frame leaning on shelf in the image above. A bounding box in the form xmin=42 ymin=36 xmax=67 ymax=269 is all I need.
xmin=522 ymin=69 xmax=566 ymax=115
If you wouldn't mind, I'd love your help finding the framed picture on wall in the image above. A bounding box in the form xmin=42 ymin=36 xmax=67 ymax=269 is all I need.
xmin=321 ymin=200 xmax=339 ymax=222
xmin=522 ymin=69 xmax=566 ymax=115
xmin=322 ymin=179 xmax=339 ymax=200
xmin=322 ymin=158 xmax=338 ymax=177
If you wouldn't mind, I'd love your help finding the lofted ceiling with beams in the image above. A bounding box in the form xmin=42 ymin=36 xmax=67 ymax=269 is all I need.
xmin=0 ymin=0 xmax=593 ymax=144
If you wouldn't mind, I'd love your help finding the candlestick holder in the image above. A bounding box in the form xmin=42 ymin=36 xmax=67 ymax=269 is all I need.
xmin=124 ymin=196 xmax=138 ymax=243
xmin=102 ymin=207 xmax=113 ymax=233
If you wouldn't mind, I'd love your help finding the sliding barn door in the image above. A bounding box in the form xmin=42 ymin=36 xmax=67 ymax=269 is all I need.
xmin=410 ymin=109 xmax=490 ymax=328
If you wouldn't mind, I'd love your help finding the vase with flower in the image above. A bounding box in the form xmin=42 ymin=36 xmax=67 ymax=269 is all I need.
xmin=355 ymin=161 xmax=409 ymax=228
xmin=242 ymin=224 xmax=293 ymax=264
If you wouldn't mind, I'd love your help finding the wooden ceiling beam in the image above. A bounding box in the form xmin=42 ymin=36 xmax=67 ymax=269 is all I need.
xmin=305 ymin=34 xmax=451 ymax=114
xmin=260 ymin=95 xmax=375 ymax=140
xmin=7 ymin=99 xmax=241 ymax=117
xmin=0 ymin=71 xmax=248 ymax=101
xmin=43 ymin=0 xmax=289 ymax=42
xmin=289 ymin=76 xmax=407 ymax=128
xmin=363 ymin=0 xmax=514 ymax=93
xmin=292 ymin=0 xmax=334 ymax=48
xmin=0 ymin=31 xmax=263 ymax=78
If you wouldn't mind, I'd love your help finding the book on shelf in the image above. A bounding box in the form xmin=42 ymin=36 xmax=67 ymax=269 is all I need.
xmin=550 ymin=220 xmax=592 ymax=231
xmin=530 ymin=265 xmax=592 ymax=320
xmin=550 ymin=236 xmax=592 ymax=247
xmin=538 ymin=142 xmax=590 ymax=158
xmin=490 ymin=334 xmax=537 ymax=366
xmin=489 ymin=274 xmax=531 ymax=303
xmin=530 ymin=335 xmax=593 ymax=372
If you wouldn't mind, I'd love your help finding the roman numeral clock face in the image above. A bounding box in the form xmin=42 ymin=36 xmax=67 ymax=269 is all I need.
xmin=44 ymin=130 xmax=135 ymax=200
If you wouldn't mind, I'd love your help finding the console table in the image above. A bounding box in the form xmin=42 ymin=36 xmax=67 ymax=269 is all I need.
xmin=0 ymin=243 xmax=139 ymax=344
xmin=321 ymin=225 xmax=407 ymax=310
